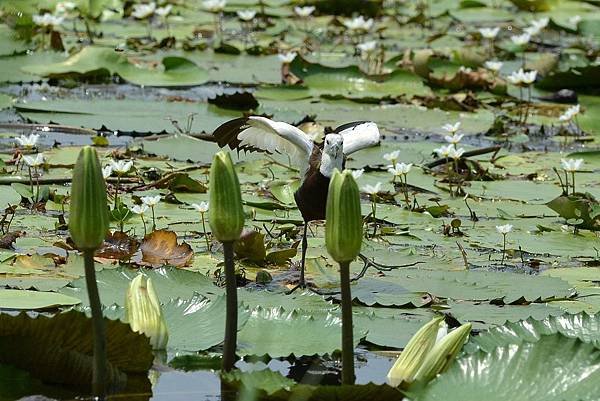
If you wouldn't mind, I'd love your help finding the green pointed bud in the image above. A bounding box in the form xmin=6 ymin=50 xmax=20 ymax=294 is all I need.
xmin=125 ymin=274 xmax=169 ymax=350
xmin=325 ymin=170 xmax=363 ymax=263
xmin=69 ymin=146 xmax=109 ymax=251
xmin=387 ymin=316 xmax=445 ymax=387
xmin=414 ymin=323 xmax=472 ymax=384
xmin=209 ymin=151 xmax=244 ymax=242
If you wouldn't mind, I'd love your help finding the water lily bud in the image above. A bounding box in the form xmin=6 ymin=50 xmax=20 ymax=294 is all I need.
xmin=69 ymin=146 xmax=109 ymax=250
xmin=208 ymin=151 xmax=244 ymax=242
xmin=325 ymin=170 xmax=363 ymax=263
xmin=387 ymin=316 xmax=444 ymax=387
xmin=125 ymin=274 xmax=169 ymax=350
xmin=414 ymin=323 xmax=472 ymax=383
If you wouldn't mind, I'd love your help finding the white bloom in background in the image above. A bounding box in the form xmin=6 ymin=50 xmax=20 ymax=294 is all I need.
xmin=484 ymin=60 xmax=503 ymax=72
xmin=55 ymin=1 xmax=77 ymax=14
xmin=530 ymin=17 xmax=549 ymax=31
xmin=33 ymin=13 xmax=65 ymax=27
xmin=524 ymin=25 xmax=542 ymax=36
xmin=236 ymin=9 xmax=256 ymax=21
xmin=351 ymin=169 xmax=364 ymax=180
xmin=561 ymin=158 xmax=584 ymax=172
xmin=558 ymin=104 xmax=581 ymax=122
xmin=434 ymin=144 xmax=453 ymax=158
xmin=357 ymin=40 xmax=377 ymax=55
xmin=15 ymin=133 xmax=40 ymax=148
xmin=294 ymin=6 xmax=315 ymax=17
xmin=444 ymin=133 xmax=464 ymax=145
xmin=511 ymin=32 xmax=531 ymax=46
xmin=521 ymin=69 xmax=537 ymax=85
xmin=442 ymin=122 xmax=461 ymax=134
xmin=388 ymin=162 xmax=412 ymax=176
xmin=448 ymin=147 xmax=465 ymax=160
xmin=131 ymin=204 xmax=149 ymax=215
xmin=278 ymin=52 xmax=297 ymax=64
xmin=569 ymin=15 xmax=582 ymax=26
xmin=343 ymin=15 xmax=373 ymax=32
xmin=131 ymin=2 xmax=156 ymax=19
xmin=141 ymin=195 xmax=161 ymax=207
xmin=102 ymin=165 xmax=113 ymax=179
xmin=496 ymin=224 xmax=513 ymax=234
xmin=23 ymin=153 xmax=45 ymax=167
xmin=506 ymin=68 xmax=536 ymax=86
xmin=458 ymin=66 xmax=473 ymax=74
xmin=362 ymin=182 xmax=382 ymax=195
xmin=479 ymin=27 xmax=500 ymax=39
xmin=203 ymin=0 xmax=226 ymax=12
xmin=383 ymin=150 xmax=400 ymax=163
xmin=155 ymin=4 xmax=172 ymax=17
xmin=110 ymin=159 xmax=133 ymax=174
xmin=192 ymin=201 xmax=210 ymax=213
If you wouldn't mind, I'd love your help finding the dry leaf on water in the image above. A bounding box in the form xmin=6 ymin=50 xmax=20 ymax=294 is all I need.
xmin=140 ymin=229 xmax=194 ymax=267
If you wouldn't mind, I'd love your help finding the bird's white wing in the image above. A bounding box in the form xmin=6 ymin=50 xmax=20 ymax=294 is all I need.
xmin=335 ymin=121 xmax=381 ymax=155
xmin=213 ymin=116 xmax=314 ymax=176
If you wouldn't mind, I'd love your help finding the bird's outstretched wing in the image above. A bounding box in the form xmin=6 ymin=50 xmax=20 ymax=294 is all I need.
xmin=212 ymin=116 xmax=314 ymax=175
xmin=333 ymin=121 xmax=381 ymax=155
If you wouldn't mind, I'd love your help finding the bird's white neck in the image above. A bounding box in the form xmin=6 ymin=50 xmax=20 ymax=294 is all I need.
xmin=319 ymin=151 xmax=343 ymax=177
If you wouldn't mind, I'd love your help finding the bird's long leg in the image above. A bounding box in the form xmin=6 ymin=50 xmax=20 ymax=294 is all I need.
xmin=299 ymin=223 xmax=308 ymax=288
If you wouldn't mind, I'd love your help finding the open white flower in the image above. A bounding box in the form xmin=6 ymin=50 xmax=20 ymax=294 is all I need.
xmin=131 ymin=204 xmax=149 ymax=215
xmin=530 ymin=17 xmax=549 ymax=31
xmin=294 ymin=6 xmax=315 ymax=17
xmin=102 ymin=165 xmax=113 ymax=179
xmin=511 ymin=32 xmax=530 ymax=46
xmin=141 ymin=195 xmax=161 ymax=207
xmin=496 ymin=224 xmax=513 ymax=234
xmin=192 ymin=201 xmax=209 ymax=213
xmin=33 ymin=13 xmax=64 ymax=27
xmin=484 ymin=60 xmax=503 ymax=72
xmin=458 ymin=66 xmax=473 ymax=74
xmin=362 ymin=182 xmax=382 ymax=195
xmin=23 ymin=153 xmax=45 ymax=167
xmin=444 ymin=133 xmax=464 ymax=145
xmin=357 ymin=40 xmax=377 ymax=55
xmin=55 ymin=1 xmax=77 ymax=14
xmin=479 ymin=27 xmax=500 ymax=39
xmin=520 ymin=70 xmax=537 ymax=85
xmin=442 ymin=122 xmax=461 ymax=134
xmin=131 ymin=2 xmax=156 ymax=19
xmin=110 ymin=159 xmax=133 ymax=174
xmin=448 ymin=147 xmax=465 ymax=160
xmin=569 ymin=15 xmax=582 ymax=26
xmin=343 ymin=15 xmax=373 ymax=32
xmin=388 ymin=162 xmax=412 ymax=176
xmin=434 ymin=144 xmax=453 ymax=158
xmin=278 ymin=52 xmax=297 ymax=64
xmin=558 ymin=104 xmax=580 ymax=122
xmin=15 ymin=134 xmax=40 ymax=148
xmin=351 ymin=169 xmax=364 ymax=180
xmin=506 ymin=68 xmax=536 ymax=86
xmin=383 ymin=150 xmax=400 ymax=163
xmin=237 ymin=9 xmax=256 ymax=21
xmin=203 ymin=0 xmax=226 ymax=12
xmin=155 ymin=4 xmax=172 ymax=17
xmin=561 ymin=158 xmax=584 ymax=172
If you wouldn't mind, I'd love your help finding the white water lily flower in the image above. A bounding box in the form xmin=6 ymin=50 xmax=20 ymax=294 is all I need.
xmin=33 ymin=13 xmax=64 ymax=27
xmin=496 ymin=224 xmax=513 ymax=234
xmin=520 ymin=69 xmax=537 ymax=85
xmin=448 ymin=147 xmax=465 ymax=160
xmin=362 ymin=182 xmax=382 ymax=195
xmin=343 ymin=15 xmax=373 ymax=32
xmin=131 ymin=204 xmax=149 ymax=215
xmin=530 ymin=17 xmax=549 ymax=31
xmin=351 ymin=169 xmax=364 ymax=180
xmin=558 ymin=104 xmax=581 ymax=122
xmin=192 ymin=201 xmax=209 ymax=213
xmin=434 ymin=144 xmax=453 ymax=158
xmin=15 ymin=133 xmax=40 ymax=148
xmin=444 ymin=133 xmax=464 ymax=145
xmin=110 ymin=159 xmax=133 ymax=174
xmin=55 ymin=1 xmax=77 ymax=14
xmin=294 ymin=6 xmax=315 ymax=17
xmin=131 ymin=2 xmax=156 ymax=19
xmin=511 ymin=32 xmax=531 ymax=46
xmin=442 ymin=122 xmax=461 ymax=134
xmin=458 ymin=66 xmax=472 ymax=74
xmin=388 ymin=162 xmax=412 ymax=176
xmin=479 ymin=27 xmax=500 ymax=39
xmin=278 ymin=52 xmax=297 ymax=64
xmin=23 ymin=153 xmax=44 ymax=167
xmin=141 ymin=195 xmax=161 ymax=207
xmin=484 ymin=60 xmax=503 ymax=72
xmin=383 ymin=150 xmax=400 ymax=162
xmin=102 ymin=165 xmax=113 ymax=179
xmin=569 ymin=15 xmax=582 ymax=26
xmin=561 ymin=158 xmax=584 ymax=172
xmin=236 ymin=9 xmax=256 ymax=21
xmin=506 ymin=68 xmax=536 ymax=86
xmin=155 ymin=4 xmax=172 ymax=17
xmin=202 ymin=0 xmax=226 ymax=12
xmin=357 ymin=40 xmax=377 ymax=55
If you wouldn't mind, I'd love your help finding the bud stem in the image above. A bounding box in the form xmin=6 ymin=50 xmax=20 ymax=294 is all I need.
xmin=222 ymin=241 xmax=238 ymax=372
xmin=83 ymin=249 xmax=108 ymax=398
xmin=339 ymin=261 xmax=355 ymax=384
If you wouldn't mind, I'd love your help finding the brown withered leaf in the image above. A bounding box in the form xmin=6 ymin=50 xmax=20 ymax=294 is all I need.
xmin=97 ymin=231 xmax=140 ymax=261
xmin=140 ymin=230 xmax=193 ymax=267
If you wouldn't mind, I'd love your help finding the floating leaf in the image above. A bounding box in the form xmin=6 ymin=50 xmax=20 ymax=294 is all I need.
xmin=140 ymin=230 xmax=194 ymax=267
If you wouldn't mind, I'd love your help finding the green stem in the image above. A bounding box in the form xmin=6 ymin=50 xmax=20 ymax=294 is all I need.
xmin=28 ymin=167 xmax=34 ymax=196
xmin=141 ymin=214 xmax=147 ymax=236
xmin=83 ymin=250 xmax=107 ymax=398
xmin=402 ymin=175 xmax=410 ymax=209
xmin=35 ymin=167 xmax=40 ymax=203
xmin=501 ymin=234 xmax=506 ymax=266
xmin=371 ymin=196 xmax=377 ymax=237
xmin=571 ymin=171 xmax=576 ymax=194
xmin=339 ymin=261 xmax=355 ymax=384
xmin=201 ymin=213 xmax=210 ymax=251
xmin=151 ymin=206 xmax=156 ymax=231
xmin=222 ymin=241 xmax=238 ymax=372
xmin=114 ymin=175 xmax=120 ymax=209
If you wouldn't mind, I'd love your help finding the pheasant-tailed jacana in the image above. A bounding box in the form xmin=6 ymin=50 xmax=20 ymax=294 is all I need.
xmin=212 ymin=116 xmax=381 ymax=288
